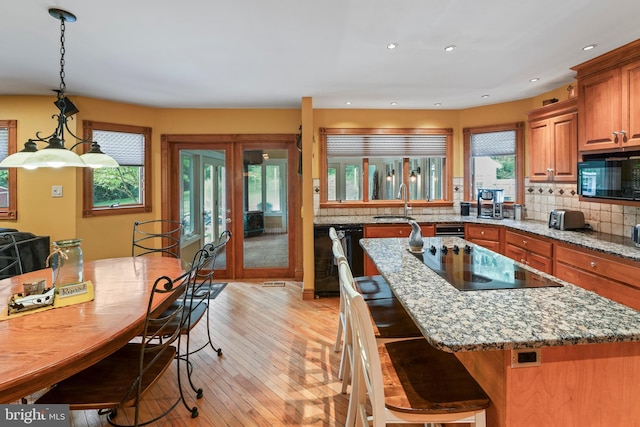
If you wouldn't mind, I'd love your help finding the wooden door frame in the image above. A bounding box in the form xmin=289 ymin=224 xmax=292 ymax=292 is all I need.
xmin=161 ymin=133 xmax=301 ymax=280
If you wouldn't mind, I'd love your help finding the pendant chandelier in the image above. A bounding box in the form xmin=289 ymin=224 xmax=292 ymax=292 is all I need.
xmin=0 ymin=8 xmax=119 ymax=169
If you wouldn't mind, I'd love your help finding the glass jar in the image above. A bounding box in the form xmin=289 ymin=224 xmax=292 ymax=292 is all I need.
xmin=50 ymin=239 xmax=84 ymax=286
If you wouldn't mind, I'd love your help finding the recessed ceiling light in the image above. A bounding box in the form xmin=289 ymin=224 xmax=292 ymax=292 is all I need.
xmin=345 ymin=101 xmax=351 ymax=105
xmin=434 ymin=102 xmax=442 ymax=107
xmin=387 ymin=43 xmax=398 ymax=49
xmin=582 ymin=44 xmax=596 ymax=51
xmin=530 ymin=78 xmax=540 ymax=82
xmin=444 ymin=45 xmax=456 ymax=52
xmin=481 ymin=95 xmax=490 ymax=99
xmin=390 ymin=101 xmax=398 ymax=106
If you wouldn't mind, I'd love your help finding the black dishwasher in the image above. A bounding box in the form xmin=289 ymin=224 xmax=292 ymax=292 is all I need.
xmin=313 ymin=225 xmax=364 ymax=297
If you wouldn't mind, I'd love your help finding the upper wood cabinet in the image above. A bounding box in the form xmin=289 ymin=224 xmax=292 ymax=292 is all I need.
xmin=572 ymin=39 xmax=640 ymax=152
xmin=527 ymin=99 xmax=578 ymax=182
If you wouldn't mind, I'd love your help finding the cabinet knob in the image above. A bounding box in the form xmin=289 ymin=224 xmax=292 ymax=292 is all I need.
xmin=522 ymin=240 xmax=527 ymax=245
xmin=590 ymin=261 xmax=597 ymax=268
xmin=481 ymin=231 xmax=485 ymax=236
xmin=620 ymin=130 xmax=626 ymax=136
xmin=613 ymin=131 xmax=619 ymax=136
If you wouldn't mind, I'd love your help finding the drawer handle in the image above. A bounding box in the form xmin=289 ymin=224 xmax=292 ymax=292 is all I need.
xmin=590 ymin=261 xmax=597 ymax=268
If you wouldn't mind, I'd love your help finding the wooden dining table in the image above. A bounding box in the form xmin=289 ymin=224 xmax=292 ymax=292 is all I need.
xmin=0 ymin=256 xmax=185 ymax=404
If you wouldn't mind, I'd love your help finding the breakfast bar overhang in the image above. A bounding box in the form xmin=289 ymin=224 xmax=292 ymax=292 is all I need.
xmin=361 ymin=236 xmax=640 ymax=427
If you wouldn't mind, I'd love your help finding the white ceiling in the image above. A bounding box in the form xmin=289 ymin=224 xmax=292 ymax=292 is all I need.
xmin=2 ymin=1 xmax=640 ymax=110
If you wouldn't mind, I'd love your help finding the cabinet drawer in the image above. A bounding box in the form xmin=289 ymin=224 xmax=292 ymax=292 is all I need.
xmin=365 ymin=224 xmax=411 ymax=237
xmin=471 ymin=239 xmax=501 ymax=253
xmin=465 ymin=224 xmax=500 ymax=241
xmin=555 ymin=245 xmax=640 ymax=289
xmin=505 ymin=230 xmax=552 ymax=258
xmin=555 ymin=262 xmax=640 ymax=311
xmin=364 ymin=224 xmax=434 ymax=238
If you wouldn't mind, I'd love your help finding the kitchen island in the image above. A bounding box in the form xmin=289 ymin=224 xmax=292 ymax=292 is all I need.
xmin=361 ymin=236 xmax=640 ymax=427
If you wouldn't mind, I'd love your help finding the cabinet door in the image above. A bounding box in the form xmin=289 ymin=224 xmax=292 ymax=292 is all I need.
xmin=578 ymin=68 xmax=622 ymax=151
xmin=551 ymin=112 xmax=578 ymax=182
xmin=621 ymin=59 xmax=640 ymax=147
xmin=529 ymin=119 xmax=552 ymax=182
xmin=504 ymin=243 xmax=526 ymax=264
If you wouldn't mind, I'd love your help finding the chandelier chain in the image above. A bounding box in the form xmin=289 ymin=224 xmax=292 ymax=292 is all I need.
xmin=59 ymin=17 xmax=66 ymax=95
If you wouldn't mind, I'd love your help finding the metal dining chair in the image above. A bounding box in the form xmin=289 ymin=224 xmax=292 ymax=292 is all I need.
xmin=36 ymin=250 xmax=204 ymax=426
xmin=0 ymin=232 xmax=23 ymax=280
xmin=132 ymin=219 xmax=182 ymax=258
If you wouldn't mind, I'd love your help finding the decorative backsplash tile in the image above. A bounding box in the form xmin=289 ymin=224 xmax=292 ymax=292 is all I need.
xmin=314 ymin=176 xmax=640 ymax=239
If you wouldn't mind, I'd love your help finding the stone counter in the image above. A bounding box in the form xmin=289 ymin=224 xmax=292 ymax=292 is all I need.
xmin=315 ymin=214 xmax=640 ymax=262
xmin=360 ymin=236 xmax=640 ymax=352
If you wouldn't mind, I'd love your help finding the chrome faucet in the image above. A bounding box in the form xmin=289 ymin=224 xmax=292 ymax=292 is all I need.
xmin=397 ymin=182 xmax=409 ymax=218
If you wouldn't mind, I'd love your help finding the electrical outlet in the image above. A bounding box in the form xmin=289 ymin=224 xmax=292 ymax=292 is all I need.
xmin=51 ymin=185 xmax=63 ymax=198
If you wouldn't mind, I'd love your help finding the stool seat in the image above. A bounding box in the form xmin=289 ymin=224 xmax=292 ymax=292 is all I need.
xmin=354 ymin=275 xmax=395 ymax=300
xmin=381 ymin=339 xmax=490 ymax=414
xmin=366 ymin=297 xmax=423 ymax=339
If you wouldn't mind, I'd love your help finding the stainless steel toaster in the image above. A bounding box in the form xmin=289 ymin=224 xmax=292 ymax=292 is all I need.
xmin=632 ymin=224 xmax=640 ymax=247
xmin=548 ymin=210 xmax=585 ymax=230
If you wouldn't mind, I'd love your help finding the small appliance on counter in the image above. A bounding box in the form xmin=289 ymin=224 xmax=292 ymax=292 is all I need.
xmin=477 ymin=188 xmax=504 ymax=219
xmin=548 ymin=209 xmax=585 ymax=230
xmin=632 ymin=225 xmax=640 ymax=247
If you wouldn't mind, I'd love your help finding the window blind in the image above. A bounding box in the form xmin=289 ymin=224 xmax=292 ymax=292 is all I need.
xmin=0 ymin=128 xmax=8 ymax=160
xmin=93 ymin=130 xmax=144 ymax=166
xmin=471 ymin=130 xmax=516 ymax=156
xmin=326 ymin=134 xmax=446 ymax=158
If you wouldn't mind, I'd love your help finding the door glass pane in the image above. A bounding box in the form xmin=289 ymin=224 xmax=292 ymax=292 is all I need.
xmin=243 ymin=149 xmax=288 ymax=269
xmin=203 ymin=163 xmax=214 ymax=244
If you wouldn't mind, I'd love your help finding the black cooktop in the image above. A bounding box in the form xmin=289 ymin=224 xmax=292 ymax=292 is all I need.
xmin=410 ymin=243 xmax=562 ymax=291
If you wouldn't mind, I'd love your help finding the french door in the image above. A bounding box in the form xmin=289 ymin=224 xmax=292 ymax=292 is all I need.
xmin=162 ymin=134 xmax=300 ymax=280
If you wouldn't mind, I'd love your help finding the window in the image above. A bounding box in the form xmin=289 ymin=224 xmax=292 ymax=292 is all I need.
xmin=82 ymin=121 xmax=152 ymax=217
xmin=0 ymin=120 xmax=17 ymax=219
xmin=463 ymin=122 xmax=524 ymax=203
xmin=320 ymin=128 xmax=453 ymax=205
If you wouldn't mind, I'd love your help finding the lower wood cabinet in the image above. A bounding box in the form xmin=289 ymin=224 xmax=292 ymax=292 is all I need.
xmin=504 ymin=230 xmax=553 ymax=274
xmin=464 ymin=223 xmax=502 ymax=253
xmin=363 ymin=223 xmax=434 ymax=275
xmin=555 ymin=244 xmax=640 ymax=310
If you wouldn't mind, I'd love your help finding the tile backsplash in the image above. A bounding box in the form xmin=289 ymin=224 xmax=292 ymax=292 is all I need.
xmin=313 ymin=177 xmax=640 ymax=239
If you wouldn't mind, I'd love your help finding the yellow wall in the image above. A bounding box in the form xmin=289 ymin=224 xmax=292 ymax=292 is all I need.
xmin=0 ymin=84 xmax=574 ymax=264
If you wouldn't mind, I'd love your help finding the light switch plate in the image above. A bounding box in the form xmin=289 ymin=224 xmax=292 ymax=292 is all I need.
xmin=51 ymin=185 xmax=63 ymax=198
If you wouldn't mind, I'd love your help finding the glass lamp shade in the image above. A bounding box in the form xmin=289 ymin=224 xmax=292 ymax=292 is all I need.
xmin=80 ymin=152 xmax=120 ymax=168
xmin=0 ymin=151 xmax=40 ymax=169
xmin=22 ymin=147 xmax=87 ymax=168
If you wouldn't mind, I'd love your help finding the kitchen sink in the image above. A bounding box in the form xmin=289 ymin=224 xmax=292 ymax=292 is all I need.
xmin=372 ymin=215 xmax=414 ymax=220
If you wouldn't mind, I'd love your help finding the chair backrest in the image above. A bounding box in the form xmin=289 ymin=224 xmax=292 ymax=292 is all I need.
xmin=132 ymin=219 xmax=182 ymax=258
xmin=0 ymin=233 xmax=23 ymax=280
xmin=127 ymin=257 xmax=194 ymax=423
xmin=181 ymin=230 xmax=232 ymax=330
xmin=339 ymin=257 xmax=387 ymax=425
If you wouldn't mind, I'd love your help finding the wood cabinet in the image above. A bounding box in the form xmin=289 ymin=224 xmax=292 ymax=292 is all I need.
xmin=464 ymin=223 xmax=501 ymax=253
xmin=503 ymin=230 xmax=553 ymax=274
xmin=572 ymin=40 xmax=640 ymax=152
xmin=527 ymin=99 xmax=578 ymax=182
xmin=554 ymin=244 xmax=640 ymax=310
xmin=363 ymin=223 xmax=435 ymax=275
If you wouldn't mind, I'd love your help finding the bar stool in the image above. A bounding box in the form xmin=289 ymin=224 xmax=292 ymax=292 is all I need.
xmin=340 ymin=259 xmax=490 ymax=427
xmin=332 ymin=243 xmax=421 ymax=394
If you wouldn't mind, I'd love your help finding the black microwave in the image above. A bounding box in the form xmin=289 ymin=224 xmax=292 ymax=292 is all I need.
xmin=577 ymin=159 xmax=640 ymax=200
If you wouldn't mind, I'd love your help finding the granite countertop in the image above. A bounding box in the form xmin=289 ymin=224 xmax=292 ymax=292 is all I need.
xmin=360 ymin=236 xmax=640 ymax=352
xmin=315 ymin=214 xmax=640 ymax=262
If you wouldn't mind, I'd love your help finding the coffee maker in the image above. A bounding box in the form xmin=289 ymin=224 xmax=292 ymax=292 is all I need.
xmin=477 ymin=188 xmax=504 ymax=219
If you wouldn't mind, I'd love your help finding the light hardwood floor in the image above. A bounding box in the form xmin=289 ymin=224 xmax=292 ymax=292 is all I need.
xmin=35 ymin=281 xmax=351 ymax=426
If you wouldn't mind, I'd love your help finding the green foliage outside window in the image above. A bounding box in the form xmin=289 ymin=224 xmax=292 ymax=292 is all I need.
xmin=92 ymin=167 xmax=141 ymax=207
